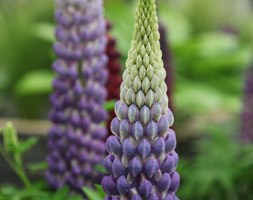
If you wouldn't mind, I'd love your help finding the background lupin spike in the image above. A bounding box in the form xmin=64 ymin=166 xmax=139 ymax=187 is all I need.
xmin=46 ymin=0 xmax=108 ymax=193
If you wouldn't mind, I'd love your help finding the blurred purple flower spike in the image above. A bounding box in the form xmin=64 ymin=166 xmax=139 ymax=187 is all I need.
xmin=46 ymin=0 xmax=108 ymax=193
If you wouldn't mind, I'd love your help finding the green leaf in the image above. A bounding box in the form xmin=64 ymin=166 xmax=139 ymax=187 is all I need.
xmin=14 ymin=187 xmax=52 ymax=200
xmin=103 ymin=100 xmax=116 ymax=111
xmin=94 ymin=184 xmax=105 ymax=197
xmin=94 ymin=165 xmax=106 ymax=174
xmin=0 ymin=185 xmax=18 ymax=198
xmin=33 ymin=23 xmax=55 ymax=43
xmin=11 ymin=188 xmax=33 ymax=200
xmin=27 ymin=161 xmax=48 ymax=172
xmin=82 ymin=187 xmax=103 ymax=200
xmin=17 ymin=137 xmax=39 ymax=154
xmin=194 ymin=32 xmax=239 ymax=57
xmin=31 ymin=180 xmax=49 ymax=190
xmin=52 ymin=187 xmax=69 ymax=200
xmin=68 ymin=196 xmax=83 ymax=200
xmin=15 ymin=70 xmax=54 ymax=96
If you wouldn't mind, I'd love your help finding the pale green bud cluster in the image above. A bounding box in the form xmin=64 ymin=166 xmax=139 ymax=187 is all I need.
xmin=120 ymin=0 xmax=168 ymax=111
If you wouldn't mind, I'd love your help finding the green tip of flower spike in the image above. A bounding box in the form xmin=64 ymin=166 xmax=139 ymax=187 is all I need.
xmin=3 ymin=122 xmax=19 ymax=152
xmin=120 ymin=0 xmax=168 ymax=111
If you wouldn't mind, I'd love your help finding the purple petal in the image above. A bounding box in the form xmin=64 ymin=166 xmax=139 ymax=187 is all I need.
xmin=104 ymin=155 xmax=115 ymax=174
xmin=131 ymin=194 xmax=142 ymax=200
xmin=144 ymin=158 xmax=159 ymax=178
xmin=112 ymin=158 xmax=126 ymax=177
xmin=101 ymin=176 xmax=119 ymax=195
xmin=122 ymin=139 xmax=135 ymax=159
xmin=138 ymin=180 xmax=152 ymax=198
xmin=165 ymin=129 xmax=177 ymax=153
xmin=111 ymin=117 xmax=120 ymax=136
xmin=137 ymin=139 xmax=151 ymax=158
xmin=146 ymin=121 xmax=158 ymax=140
xmin=129 ymin=157 xmax=143 ymax=177
xmin=148 ymin=194 xmax=159 ymax=200
xmin=117 ymin=176 xmax=131 ymax=195
xmin=153 ymin=137 xmax=165 ymax=155
xmin=132 ymin=121 xmax=144 ymax=141
xmin=161 ymin=155 xmax=175 ymax=174
xmin=168 ymin=172 xmax=180 ymax=192
xmin=106 ymin=136 xmax=122 ymax=156
xmin=158 ymin=115 xmax=169 ymax=135
xmin=156 ymin=173 xmax=171 ymax=191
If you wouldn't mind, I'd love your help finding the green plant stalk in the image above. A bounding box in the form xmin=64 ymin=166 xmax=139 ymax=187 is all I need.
xmin=0 ymin=144 xmax=17 ymax=173
xmin=0 ymin=143 xmax=31 ymax=188
xmin=14 ymin=153 xmax=31 ymax=188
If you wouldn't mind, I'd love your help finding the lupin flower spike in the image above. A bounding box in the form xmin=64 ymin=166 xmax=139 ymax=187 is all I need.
xmin=102 ymin=0 xmax=180 ymax=199
xmin=241 ymin=66 xmax=253 ymax=142
xmin=46 ymin=0 xmax=108 ymax=192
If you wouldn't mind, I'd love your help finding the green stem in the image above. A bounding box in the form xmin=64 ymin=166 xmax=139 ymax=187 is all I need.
xmin=0 ymin=144 xmax=31 ymax=188
xmin=14 ymin=153 xmax=31 ymax=188
xmin=0 ymin=144 xmax=17 ymax=173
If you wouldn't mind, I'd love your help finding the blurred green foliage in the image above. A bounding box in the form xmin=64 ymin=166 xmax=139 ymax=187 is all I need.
xmin=0 ymin=0 xmax=54 ymax=87
xmin=15 ymin=70 xmax=54 ymax=97
xmin=0 ymin=0 xmax=54 ymax=118
xmin=178 ymin=127 xmax=253 ymax=200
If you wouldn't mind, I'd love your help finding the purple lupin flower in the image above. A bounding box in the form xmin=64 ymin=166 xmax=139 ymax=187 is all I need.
xmin=241 ymin=66 xmax=253 ymax=142
xmin=46 ymin=0 xmax=108 ymax=192
xmin=101 ymin=0 xmax=180 ymax=199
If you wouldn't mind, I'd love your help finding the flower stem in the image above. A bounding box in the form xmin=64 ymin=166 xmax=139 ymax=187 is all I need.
xmin=14 ymin=153 xmax=32 ymax=188
xmin=0 ymin=144 xmax=31 ymax=188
